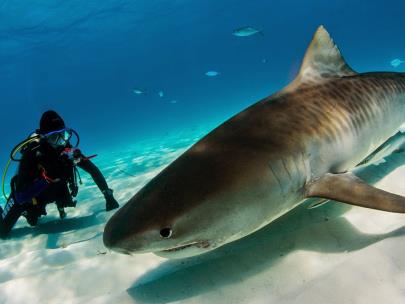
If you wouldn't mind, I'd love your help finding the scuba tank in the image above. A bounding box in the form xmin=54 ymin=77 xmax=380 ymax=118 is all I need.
xmin=1 ymin=128 xmax=80 ymax=202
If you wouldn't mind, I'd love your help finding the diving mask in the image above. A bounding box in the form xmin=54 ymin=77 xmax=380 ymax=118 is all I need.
xmin=44 ymin=128 xmax=73 ymax=147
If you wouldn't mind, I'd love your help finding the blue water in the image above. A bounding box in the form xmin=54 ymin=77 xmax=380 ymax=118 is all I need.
xmin=2 ymin=2 xmax=405 ymax=302
xmin=1 ymin=0 xmax=405 ymax=201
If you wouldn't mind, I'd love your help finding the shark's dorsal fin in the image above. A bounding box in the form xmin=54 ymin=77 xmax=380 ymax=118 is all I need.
xmin=286 ymin=26 xmax=357 ymax=90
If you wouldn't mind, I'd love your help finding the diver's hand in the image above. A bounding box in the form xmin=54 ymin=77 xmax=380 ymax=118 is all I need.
xmin=103 ymin=189 xmax=119 ymax=211
xmin=106 ymin=197 xmax=119 ymax=211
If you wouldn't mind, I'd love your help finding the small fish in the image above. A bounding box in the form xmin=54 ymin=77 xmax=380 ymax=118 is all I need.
xmin=132 ymin=88 xmax=145 ymax=95
xmin=158 ymin=91 xmax=164 ymax=98
xmin=205 ymin=71 xmax=220 ymax=77
xmin=391 ymin=59 xmax=405 ymax=68
xmin=233 ymin=26 xmax=263 ymax=37
xmin=262 ymin=58 xmax=267 ymax=63
xmin=170 ymin=100 xmax=178 ymax=104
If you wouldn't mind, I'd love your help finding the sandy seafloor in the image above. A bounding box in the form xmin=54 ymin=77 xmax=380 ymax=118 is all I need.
xmin=1 ymin=127 xmax=405 ymax=304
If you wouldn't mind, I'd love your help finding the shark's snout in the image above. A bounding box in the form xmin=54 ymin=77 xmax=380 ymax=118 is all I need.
xmin=103 ymin=217 xmax=131 ymax=253
xmin=103 ymin=199 xmax=170 ymax=254
xmin=103 ymin=203 xmax=145 ymax=254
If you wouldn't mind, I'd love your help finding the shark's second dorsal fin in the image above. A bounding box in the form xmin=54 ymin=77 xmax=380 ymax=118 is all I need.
xmin=289 ymin=26 xmax=357 ymax=88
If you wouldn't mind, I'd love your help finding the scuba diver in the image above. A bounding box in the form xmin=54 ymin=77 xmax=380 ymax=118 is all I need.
xmin=0 ymin=110 xmax=119 ymax=238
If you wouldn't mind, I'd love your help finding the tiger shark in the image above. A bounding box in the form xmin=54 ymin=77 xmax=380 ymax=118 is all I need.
xmin=103 ymin=26 xmax=405 ymax=259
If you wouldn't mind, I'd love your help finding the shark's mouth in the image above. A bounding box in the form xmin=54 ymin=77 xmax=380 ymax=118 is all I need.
xmin=161 ymin=240 xmax=211 ymax=253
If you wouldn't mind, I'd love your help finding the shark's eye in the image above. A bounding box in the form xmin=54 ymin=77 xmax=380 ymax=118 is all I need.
xmin=160 ymin=227 xmax=173 ymax=238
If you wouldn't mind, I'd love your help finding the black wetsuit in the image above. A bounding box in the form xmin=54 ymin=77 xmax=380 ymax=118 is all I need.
xmin=0 ymin=139 xmax=110 ymax=238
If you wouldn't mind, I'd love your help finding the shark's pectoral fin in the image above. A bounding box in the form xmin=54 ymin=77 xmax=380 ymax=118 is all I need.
xmin=305 ymin=172 xmax=405 ymax=213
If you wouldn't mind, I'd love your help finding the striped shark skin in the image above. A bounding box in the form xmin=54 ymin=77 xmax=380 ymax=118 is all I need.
xmin=103 ymin=26 xmax=405 ymax=259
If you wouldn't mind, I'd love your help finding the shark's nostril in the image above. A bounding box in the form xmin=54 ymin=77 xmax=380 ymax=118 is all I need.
xmin=160 ymin=227 xmax=173 ymax=238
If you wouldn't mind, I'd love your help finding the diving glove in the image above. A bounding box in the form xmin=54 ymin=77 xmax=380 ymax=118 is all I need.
xmin=103 ymin=189 xmax=119 ymax=211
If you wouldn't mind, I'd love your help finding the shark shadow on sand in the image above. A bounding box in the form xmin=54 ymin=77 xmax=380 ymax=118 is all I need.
xmin=9 ymin=209 xmax=105 ymax=249
xmin=127 ymin=150 xmax=405 ymax=303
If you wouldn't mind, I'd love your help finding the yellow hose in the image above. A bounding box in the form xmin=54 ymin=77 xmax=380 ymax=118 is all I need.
xmin=2 ymin=137 xmax=40 ymax=201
